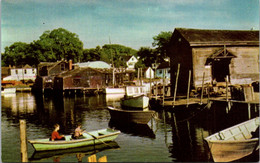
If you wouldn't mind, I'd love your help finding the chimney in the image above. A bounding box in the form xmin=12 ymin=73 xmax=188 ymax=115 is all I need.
xmin=69 ymin=59 xmax=72 ymax=70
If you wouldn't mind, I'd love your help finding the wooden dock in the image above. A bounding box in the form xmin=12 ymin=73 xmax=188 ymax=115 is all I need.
xmin=150 ymin=94 xmax=259 ymax=108
xmin=150 ymin=96 xmax=209 ymax=108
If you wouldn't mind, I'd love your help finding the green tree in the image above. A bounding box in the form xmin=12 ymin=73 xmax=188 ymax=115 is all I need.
xmin=100 ymin=44 xmax=137 ymax=67
xmin=82 ymin=46 xmax=101 ymax=62
xmin=152 ymin=31 xmax=172 ymax=62
xmin=2 ymin=28 xmax=84 ymax=67
xmin=137 ymin=47 xmax=156 ymax=67
xmin=2 ymin=42 xmax=30 ymax=66
xmin=42 ymin=28 xmax=84 ymax=62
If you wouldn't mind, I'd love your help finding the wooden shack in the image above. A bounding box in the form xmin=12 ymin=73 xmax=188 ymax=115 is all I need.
xmin=167 ymin=28 xmax=259 ymax=94
xmin=53 ymin=67 xmax=134 ymax=94
xmin=33 ymin=60 xmax=72 ymax=92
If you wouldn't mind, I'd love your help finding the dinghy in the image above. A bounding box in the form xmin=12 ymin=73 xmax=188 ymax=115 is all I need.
xmin=204 ymin=117 xmax=259 ymax=162
xmin=28 ymin=128 xmax=120 ymax=151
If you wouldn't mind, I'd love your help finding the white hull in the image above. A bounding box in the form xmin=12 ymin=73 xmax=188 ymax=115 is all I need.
xmin=104 ymin=88 xmax=125 ymax=94
xmin=204 ymin=117 xmax=259 ymax=162
xmin=120 ymin=95 xmax=149 ymax=109
xmin=1 ymin=88 xmax=16 ymax=94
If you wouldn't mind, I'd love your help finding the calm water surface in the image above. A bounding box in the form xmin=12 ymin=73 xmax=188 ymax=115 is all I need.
xmin=1 ymin=92 xmax=259 ymax=162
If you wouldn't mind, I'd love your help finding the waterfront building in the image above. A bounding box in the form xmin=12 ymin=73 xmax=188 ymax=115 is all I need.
xmin=3 ymin=64 xmax=37 ymax=81
xmin=168 ymin=28 xmax=259 ymax=94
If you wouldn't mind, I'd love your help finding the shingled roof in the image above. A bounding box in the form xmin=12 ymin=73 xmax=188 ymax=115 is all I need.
xmin=175 ymin=28 xmax=259 ymax=46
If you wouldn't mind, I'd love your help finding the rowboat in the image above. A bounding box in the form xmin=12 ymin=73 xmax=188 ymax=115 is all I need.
xmin=107 ymin=106 xmax=155 ymax=124
xmin=120 ymin=86 xmax=149 ymax=109
xmin=28 ymin=128 xmax=120 ymax=151
xmin=29 ymin=141 xmax=119 ymax=161
xmin=204 ymin=117 xmax=259 ymax=162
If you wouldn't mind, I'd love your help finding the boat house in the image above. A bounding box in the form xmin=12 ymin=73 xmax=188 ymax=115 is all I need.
xmin=33 ymin=60 xmax=72 ymax=92
xmin=53 ymin=67 xmax=135 ymax=94
xmin=167 ymin=28 xmax=259 ymax=93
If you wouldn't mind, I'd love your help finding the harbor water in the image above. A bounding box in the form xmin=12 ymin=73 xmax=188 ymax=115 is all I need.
xmin=1 ymin=92 xmax=259 ymax=162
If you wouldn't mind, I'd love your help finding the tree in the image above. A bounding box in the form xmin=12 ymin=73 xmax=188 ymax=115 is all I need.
xmin=2 ymin=28 xmax=84 ymax=67
xmin=2 ymin=42 xmax=30 ymax=66
xmin=137 ymin=47 xmax=156 ymax=67
xmin=40 ymin=28 xmax=84 ymax=62
xmin=152 ymin=31 xmax=172 ymax=62
xmin=82 ymin=46 xmax=101 ymax=62
xmin=100 ymin=44 xmax=137 ymax=67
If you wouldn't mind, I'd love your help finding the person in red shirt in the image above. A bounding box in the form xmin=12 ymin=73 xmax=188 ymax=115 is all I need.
xmin=51 ymin=124 xmax=65 ymax=141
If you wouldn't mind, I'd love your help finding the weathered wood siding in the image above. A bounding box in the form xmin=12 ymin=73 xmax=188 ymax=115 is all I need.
xmin=49 ymin=62 xmax=69 ymax=76
xmin=228 ymin=47 xmax=259 ymax=84
xmin=62 ymin=69 xmax=105 ymax=90
xmin=192 ymin=47 xmax=259 ymax=87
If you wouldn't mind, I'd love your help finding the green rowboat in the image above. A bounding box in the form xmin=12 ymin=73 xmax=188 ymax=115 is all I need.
xmin=28 ymin=128 xmax=120 ymax=151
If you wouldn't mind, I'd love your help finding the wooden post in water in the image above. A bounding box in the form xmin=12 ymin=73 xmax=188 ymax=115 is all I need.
xmin=149 ymin=68 xmax=152 ymax=95
xmin=225 ymin=75 xmax=228 ymax=101
xmin=186 ymin=70 xmax=191 ymax=107
xmin=20 ymin=120 xmax=28 ymax=162
xmin=140 ymin=68 xmax=143 ymax=86
xmin=200 ymin=72 xmax=205 ymax=105
xmin=155 ymin=80 xmax=158 ymax=100
xmin=173 ymin=64 xmax=180 ymax=106
xmin=137 ymin=68 xmax=140 ymax=86
xmin=162 ymin=69 xmax=166 ymax=107
xmin=248 ymin=103 xmax=251 ymax=119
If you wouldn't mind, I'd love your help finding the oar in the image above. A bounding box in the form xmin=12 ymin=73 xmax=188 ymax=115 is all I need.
xmin=85 ymin=131 xmax=115 ymax=148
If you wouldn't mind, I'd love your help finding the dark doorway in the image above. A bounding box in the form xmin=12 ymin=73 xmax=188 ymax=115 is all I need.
xmin=212 ymin=58 xmax=231 ymax=82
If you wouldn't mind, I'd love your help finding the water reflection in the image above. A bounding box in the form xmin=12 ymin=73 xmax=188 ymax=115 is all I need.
xmin=29 ymin=141 xmax=119 ymax=161
xmin=2 ymin=92 xmax=259 ymax=162
xmin=109 ymin=120 xmax=156 ymax=139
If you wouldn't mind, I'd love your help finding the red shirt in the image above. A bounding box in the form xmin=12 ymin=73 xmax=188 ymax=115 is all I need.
xmin=51 ymin=131 xmax=63 ymax=140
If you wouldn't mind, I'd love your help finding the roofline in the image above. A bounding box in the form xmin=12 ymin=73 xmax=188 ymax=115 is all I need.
xmin=189 ymin=41 xmax=259 ymax=47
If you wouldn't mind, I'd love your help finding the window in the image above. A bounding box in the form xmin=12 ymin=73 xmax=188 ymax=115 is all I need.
xmin=24 ymin=69 xmax=27 ymax=74
xmin=61 ymin=63 xmax=65 ymax=71
xmin=15 ymin=70 xmax=18 ymax=74
xmin=73 ymin=79 xmax=81 ymax=86
xmin=32 ymin=69 xmax=35 ymax=74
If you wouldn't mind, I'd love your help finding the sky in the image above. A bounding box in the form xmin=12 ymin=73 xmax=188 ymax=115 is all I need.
xmin=1 ymin=0 xmax=259 ymax=52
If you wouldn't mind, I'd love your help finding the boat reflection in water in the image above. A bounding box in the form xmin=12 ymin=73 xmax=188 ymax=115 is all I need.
xmin=29 ymin=141 xmax=120 ymax=161
xmin=109 ymin=120 xmax=156 ymax=139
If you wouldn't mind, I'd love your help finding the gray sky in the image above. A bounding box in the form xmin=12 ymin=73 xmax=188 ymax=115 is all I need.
xmin=1 ymin=0 xmax=259 ymax=52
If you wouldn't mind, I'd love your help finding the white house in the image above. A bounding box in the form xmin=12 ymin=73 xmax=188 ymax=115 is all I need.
xmin=3 ymin=65 xmax=37 ymax=81
xmin=156 ymin=62 xmax=170 ymax=79
xmin=144 ymin=67 xmax=154 ymax=79
xmin=126 ymin=56 xmax=138 ymax=70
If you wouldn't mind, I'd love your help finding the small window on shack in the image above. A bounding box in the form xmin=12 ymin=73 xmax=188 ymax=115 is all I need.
xmin=73 ymin=79 xmax=81 ymax=86
xmin=61 ymin=63 xmax=65 ymax=71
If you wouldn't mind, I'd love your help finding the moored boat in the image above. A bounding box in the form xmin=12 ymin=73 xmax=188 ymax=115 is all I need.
xmin=204 ymin=117 xmax=259 ymax=162
xmin=29 ymin=141 xmax=120 ymax=161
xmin=1 ymin=87 xmax=16 ymax=94
xmin=103 ymin=87 xmax=125 ymax=94
xmin=120 ymin=94 xmax=149 ymax=109
xmin=107 ymin=106 xmax=155 ymax=124
xmin=120 ymin=86 xmax=149 ymax=109
xmin=28 ymin=128 xmax=120 ymax=151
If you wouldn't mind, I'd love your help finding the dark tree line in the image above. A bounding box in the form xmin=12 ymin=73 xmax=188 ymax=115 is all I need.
xmin=2 ymin=28 xmax=172 ymax=69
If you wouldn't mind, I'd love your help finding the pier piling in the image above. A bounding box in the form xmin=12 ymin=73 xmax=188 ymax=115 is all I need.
xmin=20 ymin=119 xmax=28 ymax=162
